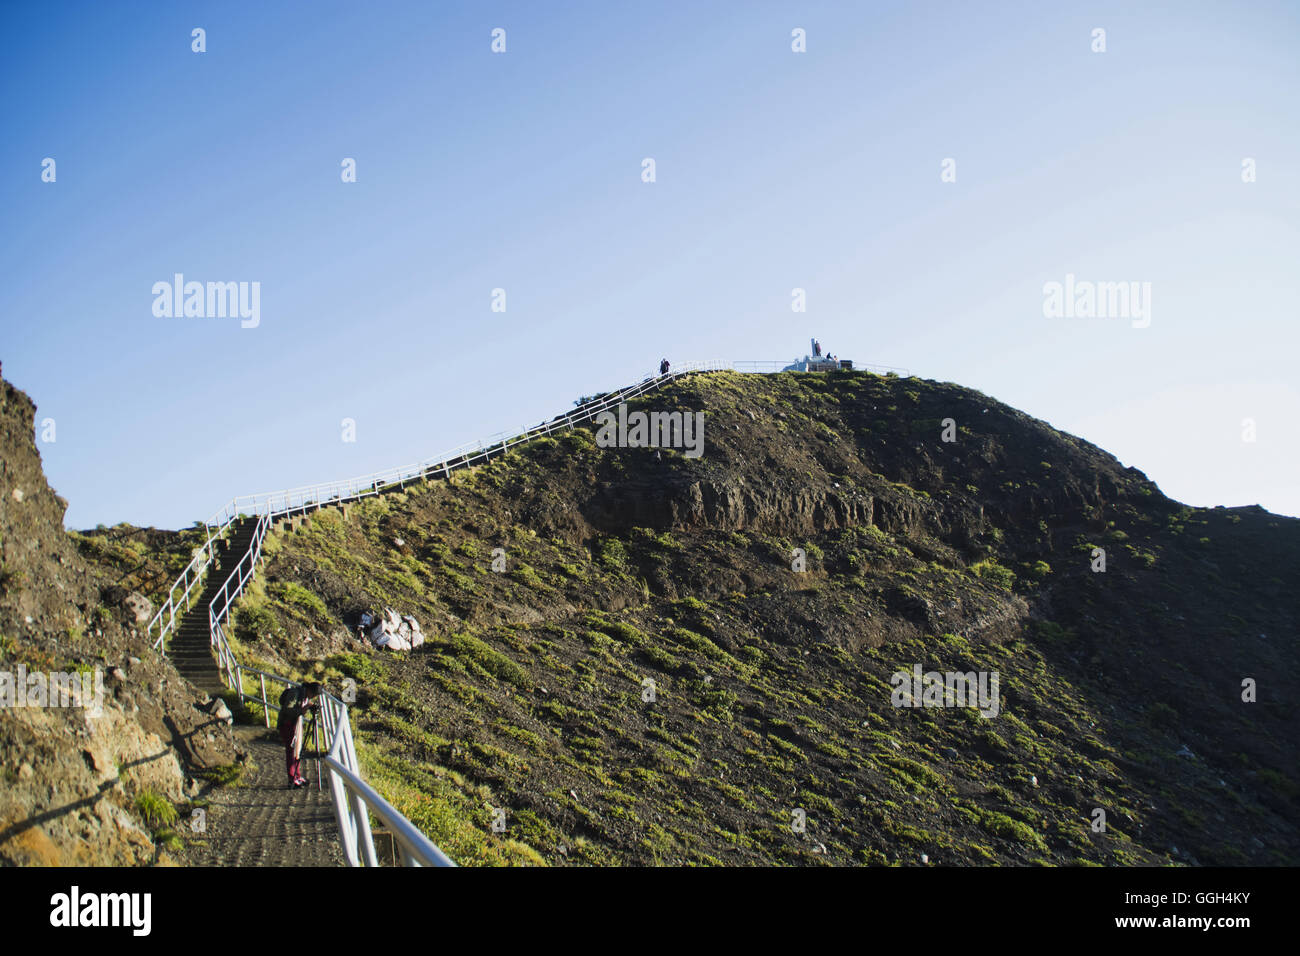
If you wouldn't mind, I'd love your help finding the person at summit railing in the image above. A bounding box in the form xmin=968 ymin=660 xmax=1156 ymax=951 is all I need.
xmin=277 ymin=681 xmax=323 ymax=788
xmin=660 ymin=358 xmax=670 ymax=375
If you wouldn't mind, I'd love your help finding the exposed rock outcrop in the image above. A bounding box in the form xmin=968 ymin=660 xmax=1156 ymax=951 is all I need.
xmin=1 ymin=377 xmax=242 ymax=865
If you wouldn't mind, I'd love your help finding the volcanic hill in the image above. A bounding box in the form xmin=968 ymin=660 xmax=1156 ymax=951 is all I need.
xmin=5 ymin=368 xmax=1298 ymax=867
xmin=203 ymin=369 xmax=1300 ymax=866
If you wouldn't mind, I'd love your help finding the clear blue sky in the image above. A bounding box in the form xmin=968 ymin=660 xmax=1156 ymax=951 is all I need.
xmin=2 ymin=0 xmax=1297 ymax=529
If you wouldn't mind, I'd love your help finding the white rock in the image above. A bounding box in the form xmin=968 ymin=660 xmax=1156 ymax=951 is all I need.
xmin=121 ymin=591 xmax=154 ymax=625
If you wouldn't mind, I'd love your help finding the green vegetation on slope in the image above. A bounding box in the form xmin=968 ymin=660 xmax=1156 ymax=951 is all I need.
xmin=214 ymin=370 xmax=1300 ymax=866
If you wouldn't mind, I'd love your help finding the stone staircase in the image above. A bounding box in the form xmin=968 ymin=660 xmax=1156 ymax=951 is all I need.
xmin=166 ymin=518 xmax=260 ymax=697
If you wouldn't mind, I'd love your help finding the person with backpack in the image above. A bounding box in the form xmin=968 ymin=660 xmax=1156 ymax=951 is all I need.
xmin=277 ymin=681 xmax=323 ymax=788
xmin=659 ymin=358 xmax=670 ymax=376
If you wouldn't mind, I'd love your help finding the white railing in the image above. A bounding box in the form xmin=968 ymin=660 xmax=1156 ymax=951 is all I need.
xmin=145 ymin=523 xmax=230 ymax=650
xmin=213 ymin=362 xmax=718 ymax=524
xmin=173 ymin=359 xmax=909 ymax=536
xmin=144 ymin=366 xmax=681 ymax=650
xmin=149 ymin=357 xmax=910 ymax=866
xmin=322 ymin=708 xmax=456 ymax=867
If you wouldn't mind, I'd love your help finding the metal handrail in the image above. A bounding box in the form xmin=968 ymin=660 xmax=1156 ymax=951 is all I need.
xmin=146 ymin=526 xmax=228 ymax=649
xmin=323 ymin=720 xmax=455 ymax=867
xmin=232 ymin=363 xmax=699 ymax=519
xmin=191 ymin=357 xmax=911 ymax=530
xmin=150 ymin=358 xmax=910 ymax=866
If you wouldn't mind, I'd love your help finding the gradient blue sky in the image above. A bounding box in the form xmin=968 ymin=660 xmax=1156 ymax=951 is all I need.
xmin=2 ymin=0 xmax=1297 ymax=529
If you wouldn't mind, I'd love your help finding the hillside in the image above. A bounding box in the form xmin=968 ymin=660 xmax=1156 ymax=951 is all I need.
xmin=0 ymin=378 xmax=243 ymax=865
xmin=206 ymin=369 xmax=1300 ymax=866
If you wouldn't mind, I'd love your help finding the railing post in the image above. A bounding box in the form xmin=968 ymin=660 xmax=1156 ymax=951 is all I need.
xmin=339 ymin=717 xmax=379 ymax=866
xmin=351 ymin=792 xmax=379 ymax=866
xmin=326 ymin=762 xmax=361 ymax=867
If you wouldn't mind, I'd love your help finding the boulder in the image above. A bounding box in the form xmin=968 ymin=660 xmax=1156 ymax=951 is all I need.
xmin=365 ymin=607 xmax=424 ymax=651
xmin=209 ymin=699 xmax=233 ymax=725
xmin=104 ymin=586 xmax=154 ymax=625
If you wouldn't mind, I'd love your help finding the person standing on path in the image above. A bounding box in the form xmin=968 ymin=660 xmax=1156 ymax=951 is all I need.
xmin=277 ymin=681 xmax=323 ymax=788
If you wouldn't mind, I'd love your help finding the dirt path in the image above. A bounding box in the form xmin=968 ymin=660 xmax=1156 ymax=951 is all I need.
xmin=186 ymin=725 xmax=343 ymax=867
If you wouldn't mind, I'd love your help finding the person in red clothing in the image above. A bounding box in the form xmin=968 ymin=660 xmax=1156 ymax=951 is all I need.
xmin=277 ymin=681 xmax=323 ymax=788
xmin=659 ymin=358 xmax=670 ymax=376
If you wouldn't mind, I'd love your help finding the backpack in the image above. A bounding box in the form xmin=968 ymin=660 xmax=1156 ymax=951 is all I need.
xmin=277 ymin=685 xmax=304 ymax=729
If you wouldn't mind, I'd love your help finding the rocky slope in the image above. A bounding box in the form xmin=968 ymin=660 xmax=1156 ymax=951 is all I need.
xmin=0 ymin=377 xmax=242 ymax=866
xmin=222 ymin=370 xmax=1299 ymax=866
